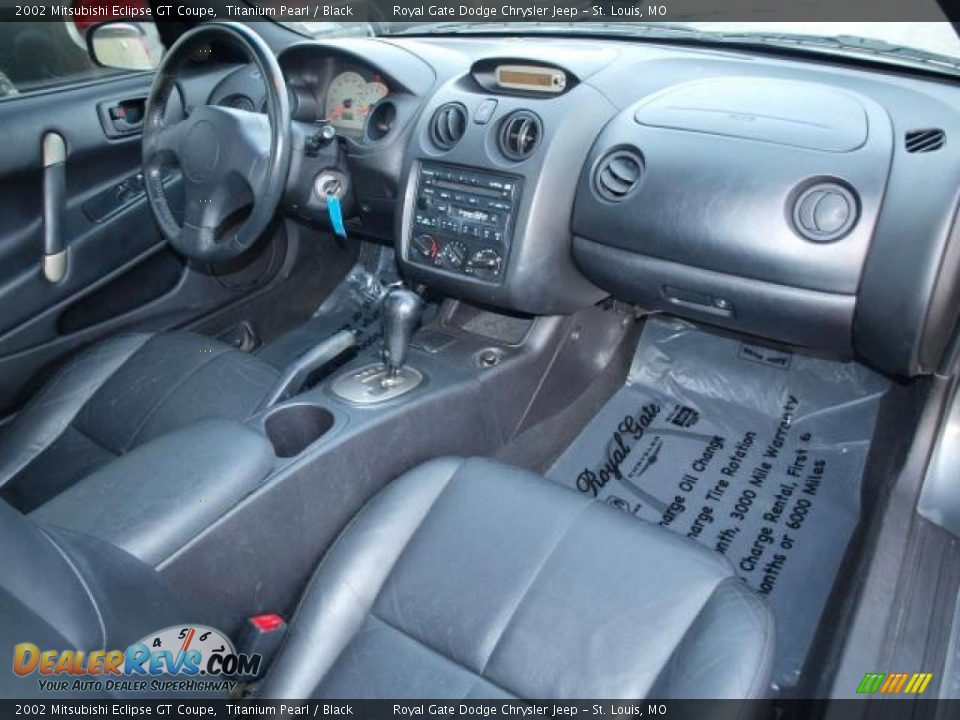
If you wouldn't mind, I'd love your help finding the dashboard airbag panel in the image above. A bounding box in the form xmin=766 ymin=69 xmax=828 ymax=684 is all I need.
xmin=634 ymin=78 xmax=868 ymax=152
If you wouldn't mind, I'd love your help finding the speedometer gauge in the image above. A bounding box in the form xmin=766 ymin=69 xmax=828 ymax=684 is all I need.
xmin=326 ymin=70 xmax=389 ymax=135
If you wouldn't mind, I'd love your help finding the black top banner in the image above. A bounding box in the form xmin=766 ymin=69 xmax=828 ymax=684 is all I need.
xmin=0 ymin=0 xmax=956 ymax=23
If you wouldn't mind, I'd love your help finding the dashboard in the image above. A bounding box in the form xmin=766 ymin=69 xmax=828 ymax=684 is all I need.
xmin=204 ymin=33 xmax=960 ymax=379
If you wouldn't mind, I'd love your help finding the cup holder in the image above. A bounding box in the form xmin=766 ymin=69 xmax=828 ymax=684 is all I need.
xmin=264 ymin=404 xmax=335 ymax=458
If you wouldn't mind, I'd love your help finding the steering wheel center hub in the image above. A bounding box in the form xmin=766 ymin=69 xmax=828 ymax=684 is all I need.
xmin=141 ymin=22 xmax=292 ymax=263
xmin=183 ymin=120 xmax=221 ymax=183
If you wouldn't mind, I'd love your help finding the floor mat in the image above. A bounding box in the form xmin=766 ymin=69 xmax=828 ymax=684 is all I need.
xmin=547 ymin=316 xmax=888 ymax=689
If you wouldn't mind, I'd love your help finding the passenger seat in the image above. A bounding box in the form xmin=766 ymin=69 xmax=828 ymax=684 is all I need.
xmin=262 ymin=457 xmax=775 ymax=699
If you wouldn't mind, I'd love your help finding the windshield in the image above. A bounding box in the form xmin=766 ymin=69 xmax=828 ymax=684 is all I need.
xmin=279 ymin=20 xmax=960 ymax=73
xmin=681 ymin=22 xmax=960 ymax=59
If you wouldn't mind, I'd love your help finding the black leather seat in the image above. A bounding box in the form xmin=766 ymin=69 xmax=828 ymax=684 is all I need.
xmin=261 ymin=458 xmax=775 ymax=699
xmin=0 ymin=456 xmax=775 ymax=700
xmin=0 ymin=331 xmax=279 ymax=512
xmin=0 ymin=499 xmax=201 ymax=698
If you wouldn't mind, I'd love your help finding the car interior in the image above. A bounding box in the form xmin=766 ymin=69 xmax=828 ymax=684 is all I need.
xmin=2 ymin=6 xmax=960 ymax=706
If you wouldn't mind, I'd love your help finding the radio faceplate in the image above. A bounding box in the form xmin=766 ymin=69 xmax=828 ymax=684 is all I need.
xmin=408 ymin=162 xmax=522 ymax=282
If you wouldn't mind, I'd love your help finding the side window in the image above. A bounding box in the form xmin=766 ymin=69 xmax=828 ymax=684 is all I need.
xmin=0 ymin=18 xmax=161 ymax=99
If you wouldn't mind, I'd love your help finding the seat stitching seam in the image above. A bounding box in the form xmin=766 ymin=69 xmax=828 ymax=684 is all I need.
xmin=37 ymin=528 xmax=108 ymax=649
xmin=651 ymin=576 xmax=725 ymax=696
xmin=16 ymin=333 xmax=149 ymax=417
xmin=261 ymin=460 xmax=464 ymax=696
xmin=365 ymin=613 xmax=516 ymax=699
xmin=476 ymin=496 xmax=597 ymax=682
xmin=716 ymin=578 xmax=774 ymax=702
xmin=72 ymin=424 xmax=122 ymax=457
xmin=653 ymin=576 xmax=770 ymax=701
xmin=0 ymin=335 xmax=149 ymax=489
xmin=298 ymin=460 xmax=462 ymax=618
xmin=741 ymin=586 xmax=776 ymax=701
xmin=122 ymin=346 xmax=230 ymax=452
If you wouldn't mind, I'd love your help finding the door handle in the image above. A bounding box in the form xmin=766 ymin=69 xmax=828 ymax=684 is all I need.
xmin=97 ymin=97 xmax=147 ymax=138
xmin=42 ymin=132 xmax=67 ymax=283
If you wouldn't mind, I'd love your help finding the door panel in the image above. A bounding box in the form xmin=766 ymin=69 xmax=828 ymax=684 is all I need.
xmin=0 ymin=67 xmax=287 ymax=416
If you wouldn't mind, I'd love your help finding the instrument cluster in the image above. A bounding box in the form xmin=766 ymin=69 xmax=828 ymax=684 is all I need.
xmin=324 ymin=68 xmax=390 ymax=137
xmin=210 ymin=60 xmax=392 ymax=142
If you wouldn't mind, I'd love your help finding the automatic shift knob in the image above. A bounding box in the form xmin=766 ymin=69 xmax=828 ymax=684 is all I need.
xmin=381 ymin=288 xmax=422 ymax=376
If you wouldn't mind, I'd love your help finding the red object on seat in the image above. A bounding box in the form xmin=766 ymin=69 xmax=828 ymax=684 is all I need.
xmin=249 ymin=613 xmax=284 ymax=633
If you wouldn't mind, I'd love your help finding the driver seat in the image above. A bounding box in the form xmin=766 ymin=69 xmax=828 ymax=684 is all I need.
xmin=0 ymin=331 xmax=279 ymax=512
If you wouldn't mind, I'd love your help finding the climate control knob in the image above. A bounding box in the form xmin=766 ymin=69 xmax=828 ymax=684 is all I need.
xmin=467 ymin=248 xmax=503 ymax=277
xmin=412 ymin=234 xmax=440 ymax=263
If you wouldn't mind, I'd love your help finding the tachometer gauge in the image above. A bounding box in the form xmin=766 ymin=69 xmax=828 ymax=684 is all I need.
xmin=358 ymin=79 xmax=389 ymax=115
xmin=326 ymin=71 xmax=390 ymax=135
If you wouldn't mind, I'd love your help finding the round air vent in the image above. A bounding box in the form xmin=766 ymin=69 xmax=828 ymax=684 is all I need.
xmin=367 ymin=100 xmax=396 ymax=141
xmin=792 ymin=183 xmax=858 ymax=243
xmin=594 ymin=149 xmax=644 ymax=202
xmin=429 ymin=103 xmax=467 ymax=151
xmin=498 ymin=110 xmax=542 ymax=161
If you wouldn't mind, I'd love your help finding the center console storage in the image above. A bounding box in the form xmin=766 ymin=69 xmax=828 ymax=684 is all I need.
xmin=264 ymin=404 xmax=336 ymax=458
xmin=408 ymin=162 xmax=521 ymax=282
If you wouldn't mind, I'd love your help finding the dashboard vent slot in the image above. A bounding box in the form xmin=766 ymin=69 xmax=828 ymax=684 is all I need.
xmin=905 ymin=128 xmax=945 ymax=153
xmin=594 ymin=149 xmax=644 ymax=202
xmin=429 ymin=103 xmax=467 ymax=151
xmin=499 ymin=111 xmax=542 ymax=161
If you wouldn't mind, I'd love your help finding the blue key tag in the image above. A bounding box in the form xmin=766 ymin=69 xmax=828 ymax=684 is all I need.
xmin=327 ymin=194 xmax=347 ymax=238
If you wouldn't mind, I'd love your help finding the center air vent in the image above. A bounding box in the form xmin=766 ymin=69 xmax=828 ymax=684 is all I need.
xmin=905 ymin=128 xmax=946 ymax=153
xmin=430 ymin=103 xmax=467 ymax=151
xmin=594 ymin=149 xmax=644 ymax=202
xmin=499 ymin=110 xmax=542 ymax=161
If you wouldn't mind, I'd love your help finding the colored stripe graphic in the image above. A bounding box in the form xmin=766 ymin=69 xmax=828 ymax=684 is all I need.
xmin=857 ymin=672 xmax=933 ymax=694
xmin=857 ymin=673 xmax=885 ymax=693
xmin=905 ymin=673 xmax=933 ymax=694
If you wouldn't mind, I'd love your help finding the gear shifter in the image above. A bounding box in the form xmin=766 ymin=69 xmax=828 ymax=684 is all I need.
xmin=381 ymin=287 xmax=423 ymax=378
xmin=330 ymin=286 xmax=425 ymax=405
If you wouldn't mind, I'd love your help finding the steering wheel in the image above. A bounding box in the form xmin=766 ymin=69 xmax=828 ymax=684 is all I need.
xmin=142 ymin=22 xmax=291 ymax=263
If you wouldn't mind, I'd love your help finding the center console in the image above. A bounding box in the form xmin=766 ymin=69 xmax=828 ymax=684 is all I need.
xmin=408 ymin=162 xmax=522 ymax=282
xmin=398 ymin=78 xmax=613 ymax=315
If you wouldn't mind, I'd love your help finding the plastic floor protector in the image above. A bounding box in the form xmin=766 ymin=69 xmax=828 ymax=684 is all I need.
xmin=547 ymin=316 xmax=889 ymax=689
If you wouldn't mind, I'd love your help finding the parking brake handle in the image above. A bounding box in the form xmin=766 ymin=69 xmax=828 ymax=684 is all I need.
xmin=261 ymin=329 xmax=358 ymax=409
xmin=42 ymin=132 xmax=68 ymax=283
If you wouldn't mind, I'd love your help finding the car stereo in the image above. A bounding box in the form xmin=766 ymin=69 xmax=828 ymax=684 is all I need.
xmin=408 ymin=162 xmax=522 ymax=282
